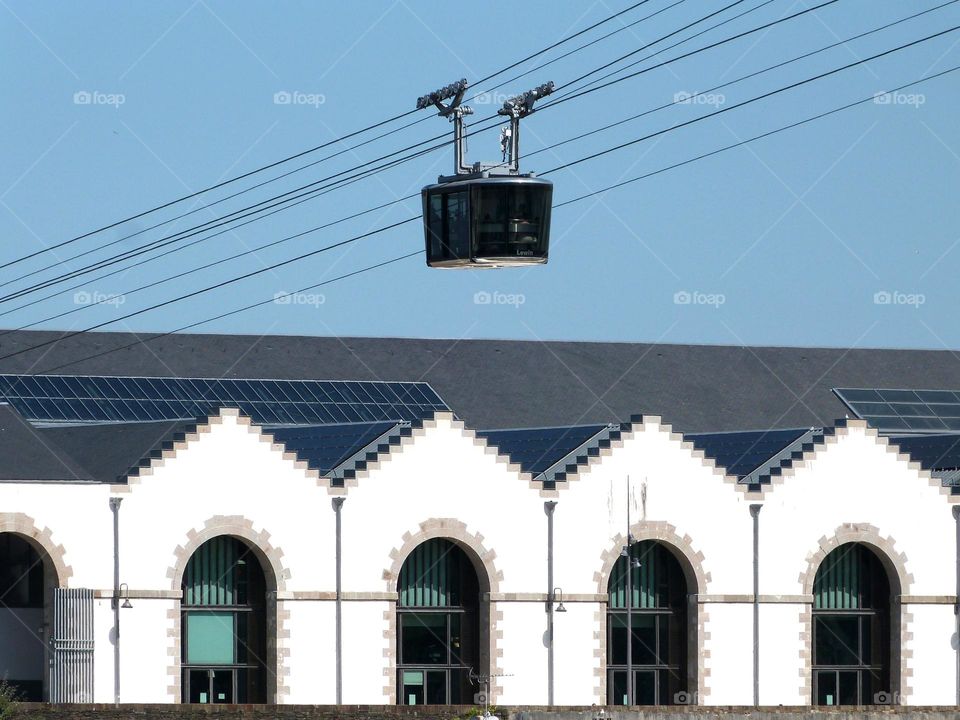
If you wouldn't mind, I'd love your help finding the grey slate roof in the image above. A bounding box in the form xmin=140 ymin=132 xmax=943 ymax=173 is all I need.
xmin=0 ymin=404 xmax=92 ymax=482
xmin=3 ymin=329 xmax=960 ymax=432
xmin=39 ymin=419 xmax=195 ymax=483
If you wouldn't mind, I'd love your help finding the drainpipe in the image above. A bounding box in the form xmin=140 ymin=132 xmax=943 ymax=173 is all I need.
xmin=544 ymin=501 xmax=557 ymax=706
xmin=954 ymin=506 xmax=960 ymax=706
xmin=109 ymin=497 xmax=122 ymax=707
xmin=333 ymin=497 xmax=345 ymax=705
xmin=750 ymin=504 xmax=762 ymax=709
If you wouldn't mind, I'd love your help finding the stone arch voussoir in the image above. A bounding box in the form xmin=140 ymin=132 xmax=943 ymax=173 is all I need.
xmin=165 ymin=515 xmax=291 ymax=703
xmin=797 ymin=523 xmax=913 ymax=705
xmin=0 ymin=512 xmax=72 ymax=586
xmin=593 ymin=521 xmax=710 ymax=706
xmin=382 ymin=518 xmax=504 ymax=704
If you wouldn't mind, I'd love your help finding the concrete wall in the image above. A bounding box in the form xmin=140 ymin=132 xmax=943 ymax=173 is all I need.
xmin=0 ymin=411 xmax=957 ymax=707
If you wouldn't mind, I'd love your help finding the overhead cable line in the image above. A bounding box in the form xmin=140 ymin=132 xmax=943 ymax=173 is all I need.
xmin=11 ymin=64 xmax=958 ymax=374
xmin=0 ymin=0 xmax=659 ymax=272
xmin=7 ymin=0 xmax=955 ymax=331
xmin=0 ymin=0 xmax=843 ymax=305
xmin=19 ymin=65 xmax=959 ymax=376
xmin=0 ymin=29 xmax=955 ymax=363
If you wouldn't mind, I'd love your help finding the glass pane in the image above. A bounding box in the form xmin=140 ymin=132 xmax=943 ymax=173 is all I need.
xmin=473 ymin=186 xmax=508 ymax=256
xmin=816 ymin=670 xmax=837 ymax=706
xmin=450 ymin=668 xmax=470 ymax=705
xmin=449 ymin=613 xmax=465 ymax=665
xmin=427 ymin=193 xmax=444 ymax=261
xmin=400 ymin=613 xmax=447 ymax=664
xmin=609 ymin=614 xmax=627 ymax=665
xmin=187 ymin=669 xmax=210 ymax=704
xmin=815 ymin=616 xmax=860 ymax=666
xmin=212 ymin=669 xmax=233 ymax=704
xmin=609 ymin=670 xmax=628 ymax=705
xmin=186 ymin=611 xmax=235 ymax=664
xmin=632 ymin=614 xmax=657 ymax=665
xmin=507 ymin=184 xmax=549 ymax=255
xmin=636 ymin=670 xmax=656 ymax=705
xmin=426 ymin=670 xmax=447 ymax=705
xmin=838 ymin=670 xmax=859 ymax=705
xmin=402 ymin=670 xmax=424 ymax=706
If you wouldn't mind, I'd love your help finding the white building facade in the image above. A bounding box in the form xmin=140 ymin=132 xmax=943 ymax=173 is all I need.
xmin=1 ymin=407 xmax=957 ymax=707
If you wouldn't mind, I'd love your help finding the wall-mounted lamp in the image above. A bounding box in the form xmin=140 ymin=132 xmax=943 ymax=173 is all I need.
xmin=553 ymin=587 xmax=567 ymax=613
xmin=119 ymin=582 xmax=132 ymax=609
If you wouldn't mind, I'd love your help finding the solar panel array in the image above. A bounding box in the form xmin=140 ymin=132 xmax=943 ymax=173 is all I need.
xmin=0 ymin=375 xmax=448 ymax=426
xmin=833 ymin=388 xmax=960 ymax=433
xmin=686 ymin=428 xmax=810 ymax=479
xmin=889 ymin=434 xmax=960 ymax=471
xmin=268 ymin=421 xmax=398 ymax=474
xmin=477 ymin=425 xmax=609 ymax=474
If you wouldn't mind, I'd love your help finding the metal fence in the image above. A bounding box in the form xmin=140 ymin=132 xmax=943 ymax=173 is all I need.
xmin=50 ymin=588 xmax=94 ymax=703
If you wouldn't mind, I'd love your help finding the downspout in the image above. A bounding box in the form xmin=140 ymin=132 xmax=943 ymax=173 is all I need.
xmin=750 ymin=503 xmax=762 ymax=708
xmin=626 ymin=480 xmax=633 ymax=706
xmin=109 ymin=497 xmax=122 ymax=707
xmin=333 ymin=497 xmax=345 ymax=705
xmin=544 ymin=501 xmax=557 ymax=706
xmin=954 ymin=506 xmax=960 ymax=706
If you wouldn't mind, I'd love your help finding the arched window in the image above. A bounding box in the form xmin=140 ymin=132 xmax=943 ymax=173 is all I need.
xmin=606 ymin=540 xmax=687 ymax=705
xmin=181 ymin=537 xmax=267 ymax=704
xmin=813 ymin=542 xmax=891 ymax=706
xmin=0 ymin=534 xmax=46 ymax=701
xmin=397 ymin=539 xmax=480 ymax=705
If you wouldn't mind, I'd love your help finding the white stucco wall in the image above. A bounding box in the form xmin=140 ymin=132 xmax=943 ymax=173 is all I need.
xmin=0 ymin=411 xmax=956 ymax=707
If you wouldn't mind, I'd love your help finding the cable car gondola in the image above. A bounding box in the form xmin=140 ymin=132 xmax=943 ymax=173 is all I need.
xmin=416 ymin=79 xmax=554 ymax=269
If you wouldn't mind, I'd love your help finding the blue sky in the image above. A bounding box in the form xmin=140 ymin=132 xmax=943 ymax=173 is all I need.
xmin=1 ymin=0 xmax=958 ymax=350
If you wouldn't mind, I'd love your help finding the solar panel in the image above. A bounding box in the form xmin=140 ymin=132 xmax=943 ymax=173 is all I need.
xmin=477 ymin=425 xmax=609 ymax=475
xmin=833 ymin=388 xmax=960 ymax=433
xmin=888 ymin=434 xmax=960 ymax=471
xmin=686 ymin=428 xmax=811 ymax=479
xmin=0 ymin=375 xmax=449 ymax=427
xmin=267 ymin=421 xmax=399 ymax=474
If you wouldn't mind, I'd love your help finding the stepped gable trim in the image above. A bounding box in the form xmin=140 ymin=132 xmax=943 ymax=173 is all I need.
xmin=114 ymin=407 xmax=335 ymax=491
